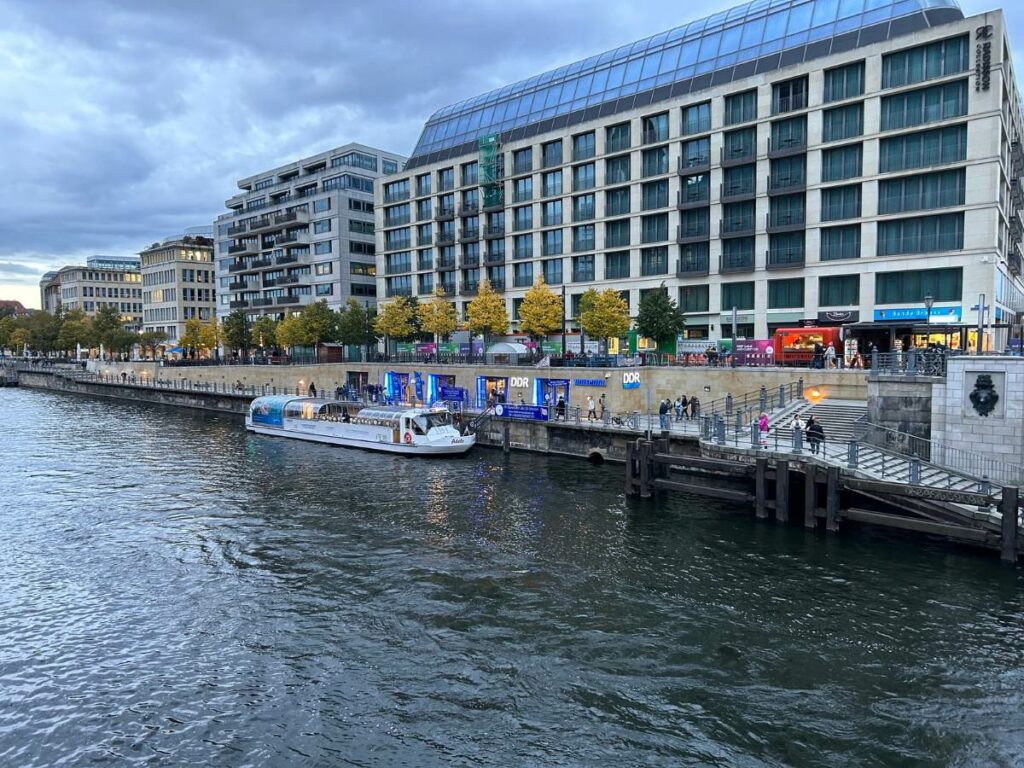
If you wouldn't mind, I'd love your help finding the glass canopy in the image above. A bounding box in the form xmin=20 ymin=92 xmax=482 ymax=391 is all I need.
xmin=409 ymin=0 xmax=963 ymax=160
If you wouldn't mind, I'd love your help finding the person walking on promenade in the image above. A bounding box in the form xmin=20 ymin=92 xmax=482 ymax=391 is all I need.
xmin=807 ymin=417 xmax=825 ymax=455
xmin=659 ymin=399 xmax=670 ymax=431
xmin=598 ymin=393 xmax=606 ymax=421
xmin=586 ymin=395 xmax=597 ymax=421
xmin=681 ymin=394 xmax=690 ymax=420
xmin=825 ymin=343 xmax=837 ymax=370
xmin=758 ymin=412 xmax=770 ymax=448
xmin=674 ymin=397 xmax=683 ymax=422
xmin=689 ymin=395 xmax=700 ymax=420
xmin=556 ymin=395 xmax=567 ymax=421
xmin=308 ymin=381 xmax=317 ymax=398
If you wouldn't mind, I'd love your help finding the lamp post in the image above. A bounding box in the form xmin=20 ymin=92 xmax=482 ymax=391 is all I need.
xmin=923 ymin=294 xmax=934 ymax=323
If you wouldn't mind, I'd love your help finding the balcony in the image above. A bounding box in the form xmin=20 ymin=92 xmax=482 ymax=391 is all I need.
xmin=642 ymin=128 xmax=669 ymax=145
xmin=277 ymin=295 xmax=301 ymax=305
xmin=251 ymin=297 xmax=275 ymax=307
xmin=677 ymin=254 xmax=710 ymax=277
xmin=383 ymin=190 xmax=410 ymax=204
xmin=436 ymin=257 xmax=457 ymax=271
xmin=482 ymin=196 xmax=505 ymax=213
xmin=459 ymin=255 xmax=480 ymax=269
xmin=229 ymin=242 xmax=257 ymax=255
xmin=484 ymin=250 xmax=505 ymax=265
xmin=721 ymin=183 xmax=756 ymax=202
xmin=417 ymin=258 xmax=433 ymax=271
xmin=227 ymin=261 xmax=247 ymax=273
xmin=489 ymin=278 xmax=506 ymax=292
xmin=766 ymin=249 xmax=806 ymax=270
xmin=513 ymin=276 xmax=534 ymax=288
xmin=678 ymin=155 xmax=710 ymax=174
xmin=227 ymin=222 xmax=246 ymax=236
xmin=606 ymin=135 xmax=631 ymax=153
xmin=275 ymin=274 xmax=300 ymax=285
xmin=768 ymin=136 xmax=807 ymax=159
xmin=1010 ymin=245 xmax=1023 ymax=277
xmin=229 ymin=299 xmax=248 ymax=309
xmin=384 ymin=215 xmax=411 ymax=228
xmin=460 ymin=282 xmax=479 ymax=296
xmin=677 ymin=189 xmax=710 ymax=210
xmin=1012 ymin=140 xmax=1024 ymax=177
xmin=720 ymin=253 xmax=755 ymax=273
xmin=1011 ymin=178 xmax=1023 ymax=208
xmin=721 ymin=145 xmax=756 ymax=167
xmin=273 ymin=231 xmax=311 ymax=246
xmin=772 ymin=92 xmax=808 ymax=115
xmin=439 ymin=283 xmax=456 ymax=296
xmin=250 ymin=258 xmax=273 ymax=269
xmin=541 ymin=214 xmax=563 ymax=228
xmin=513 ymin=159 xmax=533 ymax=176
xmin=435 ymin=205 xmax=456 ymax=221
xmin=459 ymin=228 xmax=480 ymax=243
xmin=720 ymin=218 xmax=755 ymax=238
xmin=458 ymin=202 xmax=479 ymax=216
xmin=483 ymin=224 xmax=505 ymax=239
xmin=767 ymin=175 xmax=806 ymax=195
xmin=385 ymin=262 xmax=412 ymax=275
xmin=228 ymin=280 xmax=247 ymax=291
xmin=276 ymin=254 xmax=298 ymax=266
xmin=766 ymin=212 xmax=806 ymax=234
xmin=513 ymin=247 xmax=533 ymax=260
xmin=417 ymin=233 xmax=433 ymax=247
xmin=1010 ymin=216 xmax=1023 ymax=242
xmin=387 ymin=287 xmax=413 ymax=298
xmin=436 ymin=232 xmax=456 ymax=246
xmin=676 ymin=224 xmax=709 ymax=245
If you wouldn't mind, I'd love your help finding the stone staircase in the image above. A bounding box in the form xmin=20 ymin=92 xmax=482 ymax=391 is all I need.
xmin=771 ymin=399 xmax=867 ymax=444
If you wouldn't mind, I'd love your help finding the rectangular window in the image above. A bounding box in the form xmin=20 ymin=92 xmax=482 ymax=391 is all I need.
xmin=879 ymin=124 xmax=968 ymax=172
xmin=641 ymin=213 xmax=668 ymax=244
xmin=771 ymin=116 xmax=806 ymax=152
xmin=513 ymin=149 xmax=533 ymax=175
xmin=680 ymin=173 xmax=709 ymax=205
xmin=573 ymin=194 xmax=595 ymax=222
xmin=416 ymin=199 xmax=432 ymax=221
xmin=438 ymin=167 xmax=455 ymax=192
xmin=313 ymin=198 xmax=331 ymax=213
xmin=877 ymin=169 xmax=965 ymax=214
xmin=542 ymin=229 xmax=563 ymax=256
xmin=383 ymin=159 xmax=399 ymax=174
xmin=822 ymin=103 xmax=863 ymax=142
xmin=772 ymin=76 xmax=807 ymax=114
xmin=875 ymin=266 xmax=962 ymax=304
xmin=315 ymin=283 xmax=333 ymax=297
xmin=513 ymin=205 xmax=533 ymax=231
xmin=723 ymin=200 xmax=756 ymax=233
xmin=681 ymin=136 xmax=710 ymax=170
xmin=605 ymin=251 xmax=630 ymax=280
xmin=514 ymin=176 xmax=533 ymax=203
xmin=823 ymin=61 xmax=865 ymax=102
xmin=605 ymin=219 xmax=631 ymax=248
xmin=721 ymin=282 xmax=755 ymax=310
xmin=768 ymin=232 xmax=805 ymax=267
xmin=513 ymin=234 xmax=533 ymax=260
xmin=642 ymin=180 xmax=668 ymax=210
xmin=642 ymin=146 xmax=669 ymax=177
xmin=724 ymin=89 xmax=757 ymax=125
xmin=821 ymin=184 xmax=862 ymax=221
xmin=418 ymin=273 xmax=434 ymax=294
xmin=572 ymin=224 xmax=595 ymax=252
xmin=822 ymin=144 xmax=863 ymax=182
xmin=605 ymin=187 xmax=630 ymax=217
xmin=314 ymin=241 xmax=332 ymax=255
xmin=723 ymin=164 xmax=756 ymax=197
xmin=678 ymin=242 xmax=709 ymax=274
xmin=605 ymin=155 xmax=630 ymax=184
xmin=542 ymin=170 xmax=563 ymax=197
xmin=881 ymin=35 xmax=969 ymax=89
xmin=542 ymin=140 xmax=563 ymax=167
xmin=768 ymin=194 xmax=804 ymax=228
xmin=542 ymin=258 xmax=563 ymax=285
xmin=542 ymin=199 xmax=563 ymax=228
xmin=315 ymin=262 xmax=334 ymax=275
xmin=769 ymin=155 xmax=806 ymax=190
xmin=681 ymin=102 xmax=711 ymax=135
xmin=572 ymin=254 xmax=595 ymax=282
xmin=642 ymin=112 xmax=669 ymax=143
xmin=513 ymin=261 xmax=534 ymax=288
xmin=680 ymin=284 xmax=709 ymax=313
xmin=820 ymin=224 xmax=861 ymax=261
xmin=768 ymin=278 xmax=804 ymax=309
xmin=641 ymin=246 xmax=668 ymax=276
xmin=416 ymin=173 xmax=432 ymax=197
xmin=461 ymin=161 xmax=479 ymax=186
xmin=573 ymin=163 xmax=595 ymax=191
xmin=606 ymin=122 xmax=631 ymax=153
xmin=723 ymin=127 xmax=756 ymax=162
xmin=876 ymin=213 xmax=965 ymax=256
xmin=314 ymin=219 xmax=333 ymax=234
xmin=573 ymin=132 xmax=596 ymax=161
xmin=819 ymin=275 xmax=860 ymax=306
xmin=880 ymin=80 xmax=968 ymax=131
xmin=678 ymin=207 xmax=709 ymax=239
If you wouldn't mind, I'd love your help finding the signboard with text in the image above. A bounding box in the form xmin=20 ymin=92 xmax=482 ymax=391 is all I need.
xmin=494 ymin=404 xmax=549 ymax=421
xmin=872 ymin=306 xmax=962 ymax=322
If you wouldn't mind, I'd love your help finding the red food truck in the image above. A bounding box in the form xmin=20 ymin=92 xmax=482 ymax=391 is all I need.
xmin=772 ymin=327 xmax=843 ymax=367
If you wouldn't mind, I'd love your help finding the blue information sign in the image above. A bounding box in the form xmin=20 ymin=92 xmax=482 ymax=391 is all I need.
xmin=872 ymin=306 xmax=962 ymax=322
xmin=573 ymin=378 xmax=606 ymax=387
xmin=440 ymin=386 xmax=466 ymax=402
xmin=494 ymin=404 xmax=549 ymax=421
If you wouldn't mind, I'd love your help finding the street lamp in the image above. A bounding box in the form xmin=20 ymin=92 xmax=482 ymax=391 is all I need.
xmin=923 ymin=294 xmax=934 ymax=323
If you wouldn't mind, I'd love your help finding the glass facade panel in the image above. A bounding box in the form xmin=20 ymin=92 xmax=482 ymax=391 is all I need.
xmin=875 ymin=267 xmax=963 ymax=304
xmin=721 ymin=282 xmax=754 ymax=311
xmin=768 ymin=278 xmax=804 ymax=308
xmin=724 ymin=89 xmax=757 ymax=126
xmin=819 ymin=274 xmax=860 ymax=306
xmin=877 ymin=169 xmax=965 ymax=214
xmin=878 ymin=124 xmax=967 ymax=172
xmin=820 ymin=224 xmax=861 ymax=261
xmin=823 ymin=61 xmax=865 ymax=102
xmin=822 ymin=103 xmax=863 ymax=142
xmin=879 ymin=80 xmax=968 ymax=131
xmin=821 ymin=184 xmax=862 ymax=221
xmin=876 ymin=213 xmax=965 ymax=256
xmin=881 ymin=35 xmax=969 ymax=89
xmin=821 ymin=144 xmax=863 ymax=182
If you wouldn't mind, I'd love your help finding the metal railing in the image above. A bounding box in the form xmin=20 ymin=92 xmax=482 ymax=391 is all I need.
xmin=868 ymin=349 xmax=955 ymax=378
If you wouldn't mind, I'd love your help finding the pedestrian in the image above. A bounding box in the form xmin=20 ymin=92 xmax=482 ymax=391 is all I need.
xmin=308 ymin=381 xmax=317 ymax=397
xmin=658 ymin=398 xmax=670 ymax=431
xmin=812 ymin=342 xmax=824 ymax=369
xmin=681 ymin=394 xmax=690 ymax=420
xmin=674 ymin=397 xmax=683 ymax=422
xmin=598 ymin=393 xmax=606 ymax=420
xmin=689 ymin=395 xmax=700 ymax=419
xmin=790 ymin=414 xmax=804 ymax=446
xmin=518 ymin=392 xmax=526 ymax=406
xmin=807 ymin=419 xmax=826 ymax=455
xmin=758 ymin=412 xmax=769 ymax=448
xmin=825 ymin=343 xmax=837 ymax=370
xmin=586 ymin=395 xmax=597 ymax=421
xmin=556 ymin=395 xmax=567 ymax=421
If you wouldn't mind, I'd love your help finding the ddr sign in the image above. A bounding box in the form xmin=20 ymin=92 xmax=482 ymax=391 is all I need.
xmin=622 ymin=371 xmax=641 ymax=389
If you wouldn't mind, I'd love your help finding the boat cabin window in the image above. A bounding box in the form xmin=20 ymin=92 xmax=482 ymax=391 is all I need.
xmin=284 ymin=402 xmax=318 ymax=420
xmin=414 ymin=412 xmax=451 ymax=432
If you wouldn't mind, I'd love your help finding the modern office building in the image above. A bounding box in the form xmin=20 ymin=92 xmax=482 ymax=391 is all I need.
xmin=140 ymin=229 xmax=217 ymax=342
xmin=379 ymin=0 xmax=1024 ymax=351
xmin=39 ymin=271 xmax=61 ymax=314
xmin=53 ymin=256 xmax=143 ymax=330
xmin=214 ymin=143 xmax=407 ymax=320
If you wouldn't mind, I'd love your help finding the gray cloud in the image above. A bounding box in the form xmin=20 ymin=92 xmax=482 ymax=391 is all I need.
xmin=0 ymin=0 xmax=1019 ymax=307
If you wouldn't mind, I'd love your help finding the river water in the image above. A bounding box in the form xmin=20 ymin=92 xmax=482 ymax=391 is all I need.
xmin=1 ymin=387 xmax=1022 ymax=767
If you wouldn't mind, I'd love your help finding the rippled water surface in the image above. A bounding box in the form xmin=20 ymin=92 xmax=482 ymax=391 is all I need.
xmin=2 ymin=388 xmax=1023 ymax=767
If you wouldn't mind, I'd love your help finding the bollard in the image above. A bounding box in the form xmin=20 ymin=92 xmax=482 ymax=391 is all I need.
xmin=725 ymin=394 xmax=733 ymax=418
xmin=908 ymin=349 xmax=918 ymax=375
xmin=978 ymin=475 xmax=991 ymax=513
xmin=750 ymin=421 xmax=758 ymax=448
xmin=715 ymin=415 xmax=726 ymax=445
xmin=778 ymin=384 xmax=786 ymax=409
xmin=847 ymin=440 xmax=858 ymax=469
xmin=797 ymin=378 xmax=804 ymax=398
xmin=870 ymin=350 xmax=879 ymax=379
xmin=759 ymin=385 xmax=767 ymax=413
xmin=909 ymin=453 xmax=921 ymax=485
xmin=735 ymin=411 xmax=742 ymax=436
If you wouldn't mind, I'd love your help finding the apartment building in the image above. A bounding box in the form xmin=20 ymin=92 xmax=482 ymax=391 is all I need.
xmin=53 ymin=256 xmax=143 ymax=330
xmin=378 ymin=0 xmax=1024 ymax=351
xmin=214 ymin=143 xmax=406 ymax=320
xmin=140 ymin=230 xmax=217 ymax=342
xmin=39 ymin=271 xmax=60 ymax=314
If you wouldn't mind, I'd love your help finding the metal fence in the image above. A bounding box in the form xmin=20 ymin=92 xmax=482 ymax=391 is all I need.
xmin=868 ymin=349 xmax=956 ymax=379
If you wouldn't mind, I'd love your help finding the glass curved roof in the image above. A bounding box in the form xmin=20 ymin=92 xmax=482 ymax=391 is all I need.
xmin=410 ymin=0 xmax=963 ymax=160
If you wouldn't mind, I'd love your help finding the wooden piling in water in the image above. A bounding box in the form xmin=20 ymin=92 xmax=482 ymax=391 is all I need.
xmin=804 ymin=468 xmax=817 ymax=529
xmin=1001 ymin=486 xmax=1019 ymax=564
xmin=826 ymin=466 xmax=841 ymax=533
xmin=775 ymin=460 xmax=789 ymax=523
xmin=755 ymin=458 xmax=768 ymax=519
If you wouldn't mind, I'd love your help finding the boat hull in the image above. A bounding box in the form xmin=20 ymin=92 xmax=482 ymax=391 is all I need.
xmin=246 ymin=422 xmax=475 ymax=455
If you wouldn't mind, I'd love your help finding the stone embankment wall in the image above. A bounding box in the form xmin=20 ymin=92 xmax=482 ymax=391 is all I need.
xmin=87 ymin=360 xmax=867 ymax=411
xmin=867 ymin=375 xmax=934 ymax=441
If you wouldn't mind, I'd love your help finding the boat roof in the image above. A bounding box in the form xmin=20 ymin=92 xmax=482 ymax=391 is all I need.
xmin=250 ymin=396 xmax=446 ymax=415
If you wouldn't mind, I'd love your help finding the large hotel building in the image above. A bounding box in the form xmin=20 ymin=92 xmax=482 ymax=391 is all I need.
xmin=377 ymin=0 xmax=1024 ymax=351
xmin=42 ymin=257 xmax=143 ymax=331
xmin=215 ymin=143 xmax=406 ymax=320
xmin=139 ymin=229 xmax=217 ymax=343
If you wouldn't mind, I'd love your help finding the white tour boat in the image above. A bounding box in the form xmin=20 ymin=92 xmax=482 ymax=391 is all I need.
xmin=245 ymin=396 xmax=475 ymax=455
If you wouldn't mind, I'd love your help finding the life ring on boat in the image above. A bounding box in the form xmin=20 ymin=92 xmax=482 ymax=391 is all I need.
xmin=403 ymin=431 xmax=413 ymax=444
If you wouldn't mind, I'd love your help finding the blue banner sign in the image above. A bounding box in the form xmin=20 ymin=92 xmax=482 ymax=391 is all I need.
xmin=494 ymin=404 xmax=549 ymax=421
xmin=440 ymin=386 xmax=466 ymax=402
xmin=573 ymin=378 xmax=606 ymax=387
xmin=873 ymin=306 xmax=962 ymax=322
xmin=622 ymin=371 xmax=641 ymax=389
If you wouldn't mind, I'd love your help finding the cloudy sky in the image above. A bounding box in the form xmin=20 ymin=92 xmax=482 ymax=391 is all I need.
xmin=0 ymin=0 xmax=1017 ymax=307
